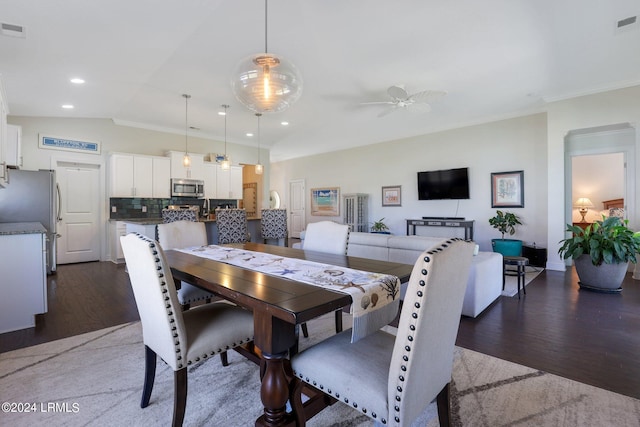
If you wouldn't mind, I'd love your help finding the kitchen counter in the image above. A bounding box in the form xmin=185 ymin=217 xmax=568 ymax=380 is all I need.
xmin=110 ymin=217 xmax=261 ymax=224
xmin=0 ymin=222 xmax=47 ymax=235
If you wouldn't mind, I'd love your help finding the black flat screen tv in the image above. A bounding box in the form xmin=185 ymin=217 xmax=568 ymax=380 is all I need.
xmin=417 ymin=167 xmax=470 ymax=200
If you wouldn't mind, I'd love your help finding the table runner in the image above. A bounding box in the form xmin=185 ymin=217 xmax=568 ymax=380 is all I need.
xmin=176 ymin=245 xmax=401 ymax=342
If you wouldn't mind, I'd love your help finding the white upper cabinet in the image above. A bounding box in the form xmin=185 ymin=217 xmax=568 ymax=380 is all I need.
xmin=109 ymin=153 xmax=156 ymax=198
xmin=152 ymin=157 xmax=171 ymax=198
xmin=203 ymin=162 xmax=217 ymax=199
xmin=167 ymin=150 xmax=204 ymax=180
xmin=5 ymin=124 xmax=21 ymax=168
xmin=215 ymin=164 xmax=243 ymax=199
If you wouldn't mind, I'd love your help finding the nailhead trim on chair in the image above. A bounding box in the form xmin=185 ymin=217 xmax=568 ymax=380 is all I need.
xmin=133 ymin=233 xmax=254 ymax=369
xmin=292 ymin=238 xmax=462 ymax=426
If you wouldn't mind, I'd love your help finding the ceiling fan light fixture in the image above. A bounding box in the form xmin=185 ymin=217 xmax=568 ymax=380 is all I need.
xmin=231 ymin=0 xmax=302 ymax=113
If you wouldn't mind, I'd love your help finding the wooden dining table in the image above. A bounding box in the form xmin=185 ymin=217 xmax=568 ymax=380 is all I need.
xmin=164 ymin=242 xmax=413 ymax=427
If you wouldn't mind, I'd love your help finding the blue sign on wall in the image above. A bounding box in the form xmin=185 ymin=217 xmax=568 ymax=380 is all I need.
xmin=39 ymin=135 xmax=101 ymax=154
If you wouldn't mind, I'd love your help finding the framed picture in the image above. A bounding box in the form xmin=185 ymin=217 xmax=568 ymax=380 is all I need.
xmin=491 ymin=170 xmax=524 ymax=208
xmin=39 ymin=134 xmax=101 ymax=154
xmin=382 ymin=185 xmax=402 ymax=206
xmin=311 ymin=187 xmax=340 ymax=216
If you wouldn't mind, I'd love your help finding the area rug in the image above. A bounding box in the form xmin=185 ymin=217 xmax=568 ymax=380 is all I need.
xmin=501 ymin=266 xmax=543 ymax=297
xmin=1 ymin=313 xmax=639 ymax=427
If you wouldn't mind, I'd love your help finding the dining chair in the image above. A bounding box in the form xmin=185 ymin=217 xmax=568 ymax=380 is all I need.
xmin=290 ymin=239 xmax=475 ymax=427
xmin=300 ymin=220 xmax=351 ymax=337
xmin=261 ymin=208 xmax=288 ymax=246
xmin=216 ymin=208 xmax=249 ymax=244
xmin=120 ymin=233 xmax=254 ymax=427
xmin=157 ymin=220 xmax=215 ymax=304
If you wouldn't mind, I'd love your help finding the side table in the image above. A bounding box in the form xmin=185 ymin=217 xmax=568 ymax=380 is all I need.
xmin=503 ymin=256 xmax=529 ymax=299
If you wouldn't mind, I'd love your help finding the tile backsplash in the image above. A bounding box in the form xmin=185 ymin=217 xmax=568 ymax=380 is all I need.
xmin=109 ymin=198 xmax=237 ymax=219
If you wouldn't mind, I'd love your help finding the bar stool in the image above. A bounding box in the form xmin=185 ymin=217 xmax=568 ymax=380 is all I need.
xmin=261 ymin=208 xmax=288 ymax=246
xmin=503 ymin=256 xmax=529 ymax=299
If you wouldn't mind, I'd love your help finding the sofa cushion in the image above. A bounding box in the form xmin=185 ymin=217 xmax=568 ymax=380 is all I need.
xmin=388 ymin=235 xmax=445 ymax=265
xmin=347 ymin=232 xmax=390 ymax=261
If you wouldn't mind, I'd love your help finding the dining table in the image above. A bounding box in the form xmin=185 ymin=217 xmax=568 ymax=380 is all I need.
xmin=164 ymin=242 xmax=413 ymax=427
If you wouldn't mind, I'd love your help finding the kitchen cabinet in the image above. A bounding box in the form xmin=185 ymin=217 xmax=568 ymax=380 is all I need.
xmin=109 ymin=153 xmax=153 ymax=198
xmin=203 ymin=162 xmax=218 ymax=199
xmin=110 ymin=221 xmax=128 ymax=263
xmin=0 ymin=223 xmax=47 ymax=333
xmin=152 ymin=156 xmax=171 ymax=198
xmin=168 ymin=150 xmax=205 ymax=180
xmin=215 ymin=164 xmax=243 ymax=199
xmin=5 ymin=124 xmax=22 ymax=167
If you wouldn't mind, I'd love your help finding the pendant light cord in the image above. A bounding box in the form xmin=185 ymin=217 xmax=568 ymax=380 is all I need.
xmin=256 ymin=113 xmax=262 ymax=163
xmin=264 ymin=0 xmax=268 ymax=54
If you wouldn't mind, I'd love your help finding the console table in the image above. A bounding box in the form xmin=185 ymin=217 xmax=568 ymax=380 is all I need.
xmin=406 ymin=219 xmax=474 ymax=240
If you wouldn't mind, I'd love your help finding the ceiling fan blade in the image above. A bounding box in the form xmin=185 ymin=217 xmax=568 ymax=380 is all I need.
xmin=387 ymin=85 xmax=408 ymax=100
xmin=360 ymin=101 xmax=395 ymax=106
xmin=377 ymin=106 xmax=399 ymax=118
xmin=408 ymin=90 xmax=447 ymax=103
xmin=406 ymin=103 xmax=432 ymax=113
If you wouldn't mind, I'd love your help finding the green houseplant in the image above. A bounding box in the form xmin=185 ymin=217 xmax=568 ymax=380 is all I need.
xmin=558 ymin=216 xmax=640 ymax=292
xmin=370 ymin=218 xmax=390 ymax=234
xmin=489 ymin=210 xmax=523 ymax=256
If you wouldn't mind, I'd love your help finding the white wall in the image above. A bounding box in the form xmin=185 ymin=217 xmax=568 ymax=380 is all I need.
xmin=271 ymin=113 xmax=549 ymax=253
xmin=572 ymin=153 xmax=624 ymax=223
xmin=546 ymin=85 xmax=640 ymax=271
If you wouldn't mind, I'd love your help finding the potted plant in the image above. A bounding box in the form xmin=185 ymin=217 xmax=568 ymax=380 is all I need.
xmin=370 ymin=218 xmax=390 ymax=234
xmin=489 ymin=210 xmax=523 ymax=256
xmin=558 ymin=216 xmax=640 ymax=292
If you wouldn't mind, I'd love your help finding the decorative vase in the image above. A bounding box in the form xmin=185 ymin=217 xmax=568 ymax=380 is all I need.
xmin=574 ymin=254 xmax=627 ymax=292
xmin=491 ymin=238 xmax=522 ymax=257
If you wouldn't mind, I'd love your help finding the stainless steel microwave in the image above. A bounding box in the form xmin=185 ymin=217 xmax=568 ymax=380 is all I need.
xmin=171 ymin=178 xmax=204 ymax=198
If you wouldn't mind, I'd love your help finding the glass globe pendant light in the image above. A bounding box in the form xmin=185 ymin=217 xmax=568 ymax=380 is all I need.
xmin=255 ymin=113 xmax=263 ymax=175
xmin=220 ymin=104 xmax=231 ymax=171
xmin=182 ymin=94 xmax=191 ymax=169
xmin=231 ymin=0 xmax=303 ymax=113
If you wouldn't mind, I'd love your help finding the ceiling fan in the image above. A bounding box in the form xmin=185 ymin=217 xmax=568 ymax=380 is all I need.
xmin=361 ymin=85 xmax=447 ymax=117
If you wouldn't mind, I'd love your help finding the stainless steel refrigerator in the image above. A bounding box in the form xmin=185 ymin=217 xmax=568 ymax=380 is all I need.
xmin=0 ymin=169 xmax=58 ymax=274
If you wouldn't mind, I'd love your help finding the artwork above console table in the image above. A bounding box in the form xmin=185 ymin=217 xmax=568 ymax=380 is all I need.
xmin=406 ymin=218 xmax=474 ymax=240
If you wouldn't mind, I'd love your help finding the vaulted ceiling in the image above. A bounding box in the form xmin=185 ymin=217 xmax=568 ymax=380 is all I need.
xmin=1 ymin=0 xmax=639 ymax=161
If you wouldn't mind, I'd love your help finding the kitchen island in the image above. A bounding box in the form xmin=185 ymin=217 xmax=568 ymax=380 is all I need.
xmin=0 ymin=222 xmax=47 ymax=333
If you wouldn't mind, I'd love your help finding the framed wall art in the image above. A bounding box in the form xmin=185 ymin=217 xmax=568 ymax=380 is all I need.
xmin=382 ymin=185 xmax=402 ymax=206
xmin=310 ymin=187 xmax=340 ymax=216
xmin=491 ymin=170 xmax=524 ymax=208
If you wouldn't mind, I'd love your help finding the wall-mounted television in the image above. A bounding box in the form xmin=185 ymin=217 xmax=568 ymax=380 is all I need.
xmin=417 ymin=167 xmax=470 ymax=200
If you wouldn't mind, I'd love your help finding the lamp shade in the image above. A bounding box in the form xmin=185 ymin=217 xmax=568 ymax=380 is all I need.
xmin=574 ymin=197 xmax=594 ymax=208
xmin=231 ymin=53 xmax=303 ymax=113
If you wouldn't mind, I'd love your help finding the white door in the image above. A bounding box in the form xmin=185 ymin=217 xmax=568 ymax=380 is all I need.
xmin=289 ymin=179 xmax=305 ymax=238
xmin=56 ymin=162 xmax=101 ymax=264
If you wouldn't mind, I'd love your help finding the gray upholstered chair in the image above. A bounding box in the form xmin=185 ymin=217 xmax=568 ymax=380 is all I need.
xmin=301 ymin=220 xmax=351 ymax=337
xmin=216 ymin=208 xmax=249 ymax=244
xmin=157 ymin=220 xmax=215 ymax=310
xmin=120 ymin=233 xmax=254 ymax=427
xmin=261 ymin=208 xmax=288 ymax=246
xmin=290 ymin=239 xmax=475 ymax=427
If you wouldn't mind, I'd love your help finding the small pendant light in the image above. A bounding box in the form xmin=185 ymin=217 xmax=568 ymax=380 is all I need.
xmin=182 ymin=94 xmax=191 ymax=169
xmin=220 ymin=104 xmax=231 ymax=170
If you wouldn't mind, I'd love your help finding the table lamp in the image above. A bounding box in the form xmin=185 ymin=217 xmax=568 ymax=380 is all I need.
xmin=575 ymin=197 xmax=594 ymax=222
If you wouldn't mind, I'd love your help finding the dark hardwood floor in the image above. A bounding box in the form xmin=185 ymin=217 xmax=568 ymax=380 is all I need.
xmin=2 ymin=259 xmax=639 ymax=401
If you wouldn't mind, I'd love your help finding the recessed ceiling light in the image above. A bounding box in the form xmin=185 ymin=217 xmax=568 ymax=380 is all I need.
xmin=281 ymin=121 xmax=289 ymax=126
xmin=70 ymin=78 xmax=85 ymax=84
xmin=61 ymin=104 xmax=74 ymax=109
xmin=246 ymin=132 xmax=254 ymax=137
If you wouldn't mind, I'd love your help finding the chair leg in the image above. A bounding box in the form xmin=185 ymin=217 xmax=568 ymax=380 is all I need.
xmin=436 ymin=382 xmax=452 ymax=427
xmin=301 ymin=322 xmax=309 ymax=338
xmin=173 ymin=368 xmax=187 ymax=427
xmin=220 ymin=351 xmax=229 ymax=367
xmin=141 ymin=345 xmax=157 ymax=408
xmin=334 ymin=310 xmax=343 ymax=333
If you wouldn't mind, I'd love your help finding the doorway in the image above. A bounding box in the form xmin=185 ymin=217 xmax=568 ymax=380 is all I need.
xmin=289 ymin=179 xmax=305 ymax=238
xmin=55 ymin=161 xmax=101 ymax=264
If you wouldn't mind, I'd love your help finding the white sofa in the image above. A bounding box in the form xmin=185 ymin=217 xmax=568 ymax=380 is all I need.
xmin=295 ymin=231 xmax=503 ymax=317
